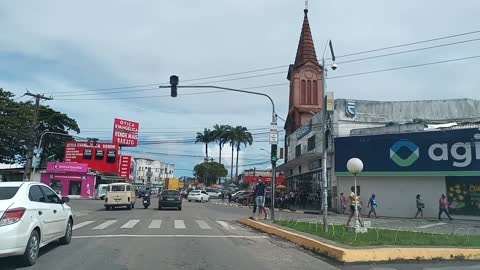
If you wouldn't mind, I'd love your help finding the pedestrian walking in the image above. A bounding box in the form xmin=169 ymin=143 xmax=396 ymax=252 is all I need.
xmin=367 ymin=193 xmax=377 ymax=218
xmin=346 ymin=186 xmax=363 ymax=227
xmin=228 ymin=191 xmax=232 ymax=203
xmin=438 ymin=194 xmax=453 ymax=221
xmin=339 ymin=193 xmax=347 ymax=214
xmin=256 ymin=177 xmax=268 ymax=220
xmin=414 ymin=194 xmax=424 ymax=218
xmin=249 ymin=182 xmax=259 ymax=219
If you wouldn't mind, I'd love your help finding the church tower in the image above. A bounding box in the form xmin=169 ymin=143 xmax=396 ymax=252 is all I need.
xmin=285 ymin=8 xmax=323 ymax=137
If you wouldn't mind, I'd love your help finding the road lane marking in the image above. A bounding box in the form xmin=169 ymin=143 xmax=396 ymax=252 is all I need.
xmin=148 ymin=220 xmax=162 ymax=229
xmin=196 ymin=220 xmax=212 ymax=229
xmin=73 ymin=235 xmax=268 ymax=239
xmin=92 ymin=220 xmax=118 ymax=230
xmin=216 ymin=221 xmax=236 ymax=230
xmin=120 ymin=219 xmax=140 ymax=229
xmin=174 ymin=220 xmax=186 ymax=229
xmin=73 ymin=221 xmax=95 ymax=230
xmin=417 ymin=222 xmax=446 ymax=229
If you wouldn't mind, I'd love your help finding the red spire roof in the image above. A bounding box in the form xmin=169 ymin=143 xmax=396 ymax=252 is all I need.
xmin=294 ymin=9 xmax=318 ymax=66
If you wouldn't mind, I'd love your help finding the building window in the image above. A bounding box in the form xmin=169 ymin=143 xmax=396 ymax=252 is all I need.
xmin=308 ymin=135 xmax=316 ymax=151
xmin=290 ymin=169 xmax=293 ymax=176
xmin=95 ymin=149 xmax=104 ymax=160
xmin=299 ymin=166 xmax=302 ymax=174
xmin=295 ymin=144 xmax=301 ymax=157
xmin=313 ymin=80 xmax=318 ymax=105
xmin=307 ymin=80 xmax=312 ymax=104
xmin=301 ymin=80 xmax=307 ymax=104
xmin=83 ymin=148 xmax=92 ymax=160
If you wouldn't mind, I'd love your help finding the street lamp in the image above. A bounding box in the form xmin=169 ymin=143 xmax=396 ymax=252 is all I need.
xmin=347 ymin=158 xmax=364 ymax=230
xmin=161 ymin=78 xmax=279 ymax=221
xmin=31 ymin=131 xmax=86 ymax=180
xmin=259 ymin=148 xmax=270 ymax=156
xmin=319 ymin=40 xmax=337 ymax=232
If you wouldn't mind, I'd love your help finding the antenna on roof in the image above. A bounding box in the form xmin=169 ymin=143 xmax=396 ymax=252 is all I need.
xmin=305 ymin=0 xmax=308 ymax=11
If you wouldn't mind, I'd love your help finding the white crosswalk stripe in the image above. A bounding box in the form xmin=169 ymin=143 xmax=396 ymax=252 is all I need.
xmin=196 ymin=220 xmax=212 ymax=229
xmin=73 ymin=221 xmax=95 ymax=231
xmin=148 ymin=220 xmax=162 ymax=229
xmin=174 ymin=220 xmax=186 ymax=229
xmin=120 ymin=219 xmax=140 ymax=229
xmin=216 ymin=221 xmax=236 ymax=230
xmin=92 ymin=220 xmax=118 ymax=230
xmin=76 ymin=219 xmax=235 ymax=231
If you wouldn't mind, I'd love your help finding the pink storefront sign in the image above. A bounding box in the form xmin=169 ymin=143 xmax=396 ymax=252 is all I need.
xmin=40 ymin=173 xmax=96 ymax=198
xmin=47 ymin=162 xmax=88 ymax=173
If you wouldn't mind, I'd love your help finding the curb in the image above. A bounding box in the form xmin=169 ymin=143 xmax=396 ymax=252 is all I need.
xmin=239 ymin=217 xmax=480 ymax=263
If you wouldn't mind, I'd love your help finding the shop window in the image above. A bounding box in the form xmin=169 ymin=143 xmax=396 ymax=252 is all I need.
xmin=106 ymin=150 xmax=116 ymax=163
xmin=308 ymin=135 xmax=316 ymax=151
xmin=68 ymin=182 xmax=81 ymax=196
xmin=295 ymin=144 xmax=301 ymax=157
xmin=95 ymin=149 xmax=104 ymax=160
xmin=83 ymin=148 xmax=92 ymax=160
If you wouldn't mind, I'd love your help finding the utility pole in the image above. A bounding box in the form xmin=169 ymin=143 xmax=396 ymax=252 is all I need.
xmin=23 ymin=92 xmax=52 ymax=181
xmin=320 ymin=40 xmax=337 ymax=232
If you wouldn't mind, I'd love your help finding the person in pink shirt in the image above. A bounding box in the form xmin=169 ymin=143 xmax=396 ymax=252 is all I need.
xmin=438 ymin=194 xmax=453 ymax=221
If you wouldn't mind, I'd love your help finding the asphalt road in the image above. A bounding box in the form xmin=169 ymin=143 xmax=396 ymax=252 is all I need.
xmin=0 ymin=198 xmax=479 ymax=270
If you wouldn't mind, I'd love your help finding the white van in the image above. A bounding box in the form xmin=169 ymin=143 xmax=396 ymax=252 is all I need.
xmin=95 ymin=184 xmax=109 ymax=200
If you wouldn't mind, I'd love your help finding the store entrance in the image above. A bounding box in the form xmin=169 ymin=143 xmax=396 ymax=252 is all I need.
xmin=69 ymin=181 xmax=81 ymax=196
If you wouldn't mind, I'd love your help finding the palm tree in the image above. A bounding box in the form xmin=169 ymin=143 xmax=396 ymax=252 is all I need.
xmin=195 ymin=128 xmax=214 ymax=158
xmin=212 ymin=124 xmax=230 ymax=164
xmin=226 ymin=126 xmax=253 ymax=182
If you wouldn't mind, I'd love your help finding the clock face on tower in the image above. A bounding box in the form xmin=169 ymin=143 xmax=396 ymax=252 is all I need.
xmin=305 ymin=71 xmax=313 ymax=79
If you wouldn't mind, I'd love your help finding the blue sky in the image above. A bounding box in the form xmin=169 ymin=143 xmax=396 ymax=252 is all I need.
xmin=1 ymin=0 xmax=479 ymax=177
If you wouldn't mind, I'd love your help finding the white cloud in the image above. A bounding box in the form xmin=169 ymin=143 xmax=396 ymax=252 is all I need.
xmin=1 ymin=0 xmax=479 ymax=176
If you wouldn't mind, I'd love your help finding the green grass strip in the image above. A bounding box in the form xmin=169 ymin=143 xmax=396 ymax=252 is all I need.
xmin=273 ymin=220 xmax=480 ymax=247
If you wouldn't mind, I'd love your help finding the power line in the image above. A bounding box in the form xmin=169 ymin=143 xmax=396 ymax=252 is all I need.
xmin=334 ymin=30 xmax=480 ymax=59
xmin=54 ymin=54 xmax=480 ymax=101
xmin=329 ymin=55 xmax=480 ymax=80
xmin=47 ymin=29 xmax=480 ymax=96
xmin=336 ymin=37 xmax=480 ymax=65
xmin=51 ymin=37 xmax=480 ymax=98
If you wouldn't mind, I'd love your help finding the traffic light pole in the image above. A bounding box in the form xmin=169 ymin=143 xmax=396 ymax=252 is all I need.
xmin=161 ymin=80 xmax=278 ymax=220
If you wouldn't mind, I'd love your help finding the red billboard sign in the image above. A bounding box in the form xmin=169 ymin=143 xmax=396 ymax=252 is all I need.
xmin=113 ymin=118 xmax=139 ymax=147
xmin=64 ymin=141 xmax=118 ymax=173
xmin=117 ymin=155 xmax=132 ymax=179
xmin=244 ymin=175 xmax=285 ymax=185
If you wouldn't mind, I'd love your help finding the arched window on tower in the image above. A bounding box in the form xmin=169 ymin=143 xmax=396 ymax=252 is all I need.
xmin=301 ymin=80 xmax=306 ymax=104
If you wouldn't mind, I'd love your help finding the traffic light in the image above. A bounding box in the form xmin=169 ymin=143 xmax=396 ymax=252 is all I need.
xmin=271 ymin=144 xmax=278 ymax=163
xmin=170 ymin=75 xmax=179 ymax=97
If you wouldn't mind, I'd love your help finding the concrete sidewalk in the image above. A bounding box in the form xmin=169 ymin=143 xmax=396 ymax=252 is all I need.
xmin=212 ymin=201 xmax=480 ymax=235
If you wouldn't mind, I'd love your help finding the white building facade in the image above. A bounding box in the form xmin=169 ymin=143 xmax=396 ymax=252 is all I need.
xmin=279 ymin=98 xmax=480 ymax=213
xmin=133 ymin=158 xmax=174 ymax=186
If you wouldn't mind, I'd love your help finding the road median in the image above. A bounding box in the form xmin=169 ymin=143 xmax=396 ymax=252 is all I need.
xmin=239 ymin=217 xmax=480 ymax=263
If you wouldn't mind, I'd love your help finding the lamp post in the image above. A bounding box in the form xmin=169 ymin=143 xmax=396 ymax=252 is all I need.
xmin=31 ymin=131 xmax=86 ymax=181
xmin=162 ymin=79 xmax=278 ymax=220
xmin=347 ymin=158 xmax=364 ymax=230
xmin=319 ymin=40 xmax=337 ymax=232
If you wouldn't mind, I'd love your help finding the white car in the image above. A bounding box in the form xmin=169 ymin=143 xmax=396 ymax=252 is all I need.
xmin=0 ymin=182 xmax=73 ymax=266
xmin=187 ymin=190 xmax=209 ymax=202
xmin=205 ymin=188 xmax=222 ymax=198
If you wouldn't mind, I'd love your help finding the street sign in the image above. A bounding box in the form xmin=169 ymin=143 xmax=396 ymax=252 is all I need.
xmin=269 ymin=129 xmax=278 ymax=145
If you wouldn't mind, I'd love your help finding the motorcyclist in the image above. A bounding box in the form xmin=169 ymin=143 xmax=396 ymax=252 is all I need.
xmin=143 ymin=187 xmax=151 ymax=208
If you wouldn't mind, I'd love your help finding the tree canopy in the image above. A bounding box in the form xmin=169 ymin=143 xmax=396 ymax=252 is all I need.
xmin=0 ymin=88 xmax=80 ymax=165
xmin=193 ymin=161 xmax=227 ymax=185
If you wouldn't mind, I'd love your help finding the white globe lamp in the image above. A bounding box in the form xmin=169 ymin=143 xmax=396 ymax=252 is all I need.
xmin=346 ymin=157 xmax=365 ymax=232
xmin=347 ymin=158 xmax=364 ymax=174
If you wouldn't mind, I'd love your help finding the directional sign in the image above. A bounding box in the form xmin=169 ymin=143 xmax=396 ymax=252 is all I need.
xmin=269 ymin=129 xmax=278 ymax=145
